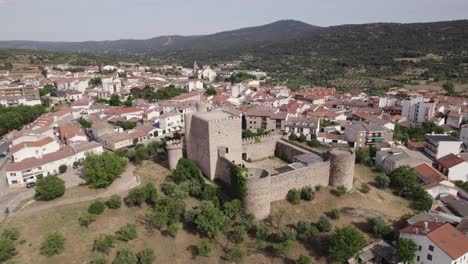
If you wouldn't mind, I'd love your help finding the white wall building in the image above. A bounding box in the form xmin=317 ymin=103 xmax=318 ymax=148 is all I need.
xmin=424 ymin=135 xmax=463 ymax=160
xmin=400 ymin=221 xmax=468 ymax=264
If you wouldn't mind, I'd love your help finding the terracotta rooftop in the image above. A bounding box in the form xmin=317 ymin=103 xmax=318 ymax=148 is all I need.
xmin=414 ymin=163 xmax=447 ymax=184
xmin=10 ymin=136 xmax=55 ymax=153
xmin=436 ymin=153 xmax=465 ymax=169
xmin=105 ymin=107 xmax=143 ymax=115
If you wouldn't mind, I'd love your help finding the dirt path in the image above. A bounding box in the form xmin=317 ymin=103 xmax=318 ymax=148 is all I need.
xmin=10 ymin=164 xmax=139 ymax=218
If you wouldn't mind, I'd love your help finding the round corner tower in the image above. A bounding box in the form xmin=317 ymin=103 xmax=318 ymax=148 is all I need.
xmin=243 ymin=168 xmax=271 ymax=220
xmin=166 ymin=140 xmax=183 ymax=170
xmin=328 ymin=148 xmax=355 ymax=191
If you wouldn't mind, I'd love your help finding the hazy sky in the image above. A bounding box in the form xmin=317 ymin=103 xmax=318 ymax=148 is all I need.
xmin=1 ymin=0 xmax=467 ymax=41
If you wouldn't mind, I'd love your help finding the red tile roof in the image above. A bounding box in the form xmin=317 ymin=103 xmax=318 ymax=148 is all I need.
xmin=10 ymin=137 xmax=54 ymax=153
xmin=414 ymin=163 xmax=447 ymax=184
xmin=436 ymin=153 xmax=465 ymax=169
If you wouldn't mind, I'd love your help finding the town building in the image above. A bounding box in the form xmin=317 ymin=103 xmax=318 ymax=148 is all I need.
xmin=344 ymin=122 xmax=393 ymax=148
xmin=424 ymin=135 xmax=463 ymax=160
xmin=433 ymin=153 xmax=468 ymax=182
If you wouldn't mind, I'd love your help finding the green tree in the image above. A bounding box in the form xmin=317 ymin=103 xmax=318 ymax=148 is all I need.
xmin=271 ymin=240 xmax=293 ymax=258
xmin=442 ymin=82 xmax=456 ymax=96
xmin=124 ymin=188 xmax=146 ymax=207
xmin=167 ymin=222 xmax=178 ymax=237
xmin=296 ymin=254 xmax=312 ymax=264
xmin=355 ymin=148 xmax=371 ymax=165
xmin=223 ymin=199 xmax=243 ymax=220
xmin=78 ymin=118 xmax=92 ymax=129
xmin=288 ymin=132 xmax=298 ymax=141
xmin=398 ymin=238 xmax=418 ymax=264
xmin=83 ymin=153 xmax=127 ymax=188
xmin=109 ymin=94 xmax=121 ymax=106
xmin=59 ymin=165 xmax=67 ymax=174
xmin=295 ymin=221 xmax=319 ymax=242
xmin=326 ymin=226 xmax=366 ymax=262
xmin=367 ymin=217 xmax=392 ymax=238
xmin=137 ymin=248 xmax=155 ymax=264
xmin=300 ymin=186 xmax=315 ymax=201
xmin=35 ymin=176 xmax=65 ymax=200
xmin=229 ymin=225 xmax=246 ymax=244
xmin=205 ymin=87 xmax=217 ymax=96
xmin=40 ymin=232 xmax=65 ymax=256
xmin=0 ymin=239 xmax=16 ymax=262
xmin=298 ymin=134 xmax=307 ymax=143
xmin=330 ymin=209 xmax=341 ymax=220
xmin=375 ymin=174 xmax=390 ymax=189
xmin=194 ymin=201 xmax=228 ymax=238
xmin=223 ymin=246 xmax=245 ymax=264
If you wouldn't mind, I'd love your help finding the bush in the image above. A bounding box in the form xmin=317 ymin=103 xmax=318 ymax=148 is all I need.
xmin=229 ymin=225 xmax=246 ymax=244
xmin=334 ymin=185 xmax=347 ymax=197
xmin=0 ymin=239 xmax=16 ymax=262
xmin=330 ymin=209 xmax=341 ymax=220
xmin=255 ymin=223 xmax=271 ymax=241
xmin=360 ymin=183 xmax=371 ymax=193
xmin=93 ymin=234 xmax=116 ymax=255
xmin=280 ymin=227 xmax=297 ymax=241
xmin=375 ymin=174 xmax=390 ymax=189
xmin=296 ymin=254 xmax=312 ymax=264
xmin=35 ymin=176 xmax=65 ymax=201
xmin=59 ymin=165 xmax=67 ymax=174
xmin=300 ymin=186 xmax=315 ymax=201
xmin=124 ymin=188 xmax=146 ymax=207
xmin=326 ymin=226 xmax=365 ymax=262
xmin=296 ymin=221 xmax=319 ymax=242
xmin=137 ymin=248 xmax=155 ymax=264
xmin=90 ymin=255 xmax=107 ymax=264
xmin=79 ymin=213 xmax=97 ymax=227
xmin=298 ymin=134 xmax=307 ymax=143
xmin=193 ymin=201 xmax=228 ymax=238
xmin=167 ymin=222 xmax=178 ymax=237
xmin=307 ymin=139 xmax=321 ymax=148
xmin=115 ymin=224 xmax=138 ymax=241
xmin=1 ymin=228 xmax=19 ymax=241
xmin=113 ymin=249 xmax=137 ymax=264
xmin=83 ymin=153 xmax=127 ymax=188
xmin=367 ymin=217 xmax=393 ymax=238
xmin=196 ymin=239 xmax=212 ymax=256
xmin=287 ymin=189 xmax=301 ymax=204
xmin=315 ymin=185 xmax=323 ymax=192
xmin=106 ymin=195 xmax=122 ymax=209
xmin=223 ymin=246 xmax=245 ymax=264
xmin=270 ymin=240 xmax=293 ymax=258
xmin=40 ymin=232 xmax=65 ymax=256
xmin=88 ymin=200 xmax=105 ymax=215
xmin=288 ymin=132 xmax=298 ymax=141
xmin=318 ymin=215 xmax=332 ymax=232
xmin=223 ymin=199 xmax=243 ymax=220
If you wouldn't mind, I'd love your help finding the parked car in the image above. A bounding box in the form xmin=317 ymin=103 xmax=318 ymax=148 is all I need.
xmin=26 ymin=182 xmax=36 ymax=189
xmin=0 ymin=152 xmax=6 ymax=158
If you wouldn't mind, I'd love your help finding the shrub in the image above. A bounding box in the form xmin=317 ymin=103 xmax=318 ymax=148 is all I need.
xmin=193 ymin=201 xmax=228 ymax=238
xmin=1 ymin=228 xmax=19 ymax=241
xmin=79 ymin=213 xmax=97 ymax=227
xmin=113 ymin=249 xmax=137 ymax=264
xmin=90 ymin=254 xmax=107 ymax=264
xmin=326 ymin=226 xmax=366 ymax=262
xmin=307 ymin=139 xmax=321 ymax=148
xmin=296 ymin=221 xmax=319 ymax=242
xmin=317 ymin=215 xmax=332 ymax=232
xmin=223 ymin=246 xmax=245 ymax=264
xmin=300 ymin=186 xmax=315 ymax=201
xmin=59 ymin=165 xmax=67 ymax=174
xmin=115 ymin=224 xmax=138 ymax=241
xmin=288 ymin=132 xmax=298 ymax=141
xmin=229 ymin=225 xmax=246 ymax=244
xmin=360 ymin=183 xmax=371 ymax=193
xmin=375 ymin=174 xmax=390 ymax=189
xmin=93 ymin=234 xmax=116 ymax=255
xmin=124 ymin=188 xmax=146 ymax=207
xmin=196 ymin=239 xmax=212 ymax=256
xmin=88 ymin=200 xmax=105 ymax=215
xmin=106 ymin=195 xmax=122 ymax=209
xmin=83 ymin=153 xmax=127 ymax=188
xmin=0 ymin=239 xmax=16 ymax=262
xmin=137 ymin=248 xmax=155 ymax=264
xmin=315 ymin=185 xmax=323 ymax=192
xmin=298 ymin=134 xmax=307 ymax=143
xmin=35 ymin=176 xmax=65 ymax=200
xmin=255 ymin=223 xmax=270 ymax=241
xmin=40 ymin=232 xmax=65 ymax=256
xmin=280 ymin=227 xmax=297 ymax=241
xmin=367 ymin=217 xmax=393 ymax=238
xmin=334 ymin=185 xmax=347 ymax=197
xmin=271 ymin=239 xmax=293 ymax=258
xmin=72 ymin=161 xmax=80 ymax=169
xmin=287 ymin=189 xmax=301 ymax=204
xmin=296 ymin=254 xmax=312 ymax=264
xmin=167 ymin=222 xmax=178 ymax=237
xmin=223 ymin=199 xmax=243 ymax=220
xmin=330 ymin=209 xmax=341 ymax=220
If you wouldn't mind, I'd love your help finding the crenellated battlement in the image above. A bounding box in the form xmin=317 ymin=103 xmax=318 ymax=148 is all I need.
xmin=242 ymin=133 xmax=281 ymax=145
xmin=207 ymin=115 xmax=241 ymax=124
xmin=166 ymin=139 xmax=183 ymax=149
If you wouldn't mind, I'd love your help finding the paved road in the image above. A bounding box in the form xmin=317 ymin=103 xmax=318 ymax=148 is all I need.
xmin=9 ymin=164 xmax=139 ymax=218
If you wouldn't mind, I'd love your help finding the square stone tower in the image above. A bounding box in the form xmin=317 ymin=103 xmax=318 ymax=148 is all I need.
xmin=186 ymin=111 xmax=242 ymax=181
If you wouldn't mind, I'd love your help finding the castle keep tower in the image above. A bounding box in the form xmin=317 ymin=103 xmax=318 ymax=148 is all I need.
xmin=186 ymin=111 xmax=242 ymax=181
xmin=166 ymin=140 xmax=183 ymax=170
xmin=243 ymin=168 xmax=271 ymax=220
xmin=328 ymin=149 xmax=355 ymax=190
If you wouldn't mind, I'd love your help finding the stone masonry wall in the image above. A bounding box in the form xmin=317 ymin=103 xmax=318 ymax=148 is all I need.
xmin=242 ymin=134 xmax=282 ymax=161
xmin=275 ymin=139 xmax=310 ymax=162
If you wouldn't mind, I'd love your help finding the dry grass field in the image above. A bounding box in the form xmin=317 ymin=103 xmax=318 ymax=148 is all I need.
xmin=0 ymin=162 xmax=414 ymax=264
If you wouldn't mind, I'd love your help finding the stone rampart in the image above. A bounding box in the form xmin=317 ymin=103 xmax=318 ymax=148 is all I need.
xmin=328 ymin=148 xmax=355 ymax=190
xmin=242 ymin=134 xmax=282 ymax=161
xmin=275 ymin=139 xmax=310 ymax=162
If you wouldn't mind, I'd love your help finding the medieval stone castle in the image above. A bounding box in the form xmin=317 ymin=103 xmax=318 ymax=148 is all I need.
xmin=166 ymin=107 xmax=355 ymax=219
